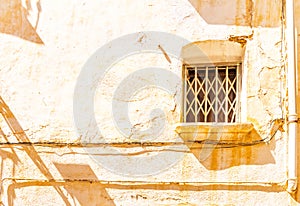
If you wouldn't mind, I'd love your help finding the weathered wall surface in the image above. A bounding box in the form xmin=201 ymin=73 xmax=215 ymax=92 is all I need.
xmin=0 ymin=0 xmax=298 ymax=205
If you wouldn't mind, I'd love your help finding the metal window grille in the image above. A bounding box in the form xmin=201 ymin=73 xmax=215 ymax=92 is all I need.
xmin=183 ymin=64 xmax=240 ymax=123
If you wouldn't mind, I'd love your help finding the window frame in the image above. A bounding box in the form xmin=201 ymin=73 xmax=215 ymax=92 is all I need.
xmin=181 ymin=62 xmax=242 ymax=124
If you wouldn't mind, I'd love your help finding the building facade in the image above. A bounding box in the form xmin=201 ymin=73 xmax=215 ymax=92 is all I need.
xmin=1 ymin=0 xmax=300 ymax=205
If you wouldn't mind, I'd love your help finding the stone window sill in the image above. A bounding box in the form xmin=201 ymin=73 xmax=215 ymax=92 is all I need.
xmin=175 ymin=122 xmax=260 ymax=142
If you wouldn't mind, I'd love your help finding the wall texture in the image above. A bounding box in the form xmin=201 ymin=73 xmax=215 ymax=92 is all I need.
xmin=0 ymin=0 xmax=299 ymax=205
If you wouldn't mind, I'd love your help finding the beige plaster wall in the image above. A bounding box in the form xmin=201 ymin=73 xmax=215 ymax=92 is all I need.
xmin=0 ymin=0 xmax=297 ymax=205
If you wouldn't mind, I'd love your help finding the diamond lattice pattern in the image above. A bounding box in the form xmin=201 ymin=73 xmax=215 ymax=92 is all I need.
xmin=184 ymin=65 xmax=239 ymax=123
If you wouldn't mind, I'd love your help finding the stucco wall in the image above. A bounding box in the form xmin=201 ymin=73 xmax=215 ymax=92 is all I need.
xmin=0 ymin=0 xmax=298 ymax=205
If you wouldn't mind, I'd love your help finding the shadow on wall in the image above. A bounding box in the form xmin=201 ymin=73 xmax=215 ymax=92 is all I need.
xmin=7 ymin=181 xmax=116 ymax=206
xmin=0 ymin=96 xmax=116 ymax=205
xmin=0 ymin=126 xmax=20 ymax=199
xmin=190 ymin=145 xmax=276 ymax=171
xmin=54 ymin=163 xmax=116 ymax=206
xmin=181 ymin=129 xmax=276 ymax=170
xmin=0 ymin=0 xmax=43 ymax=44
xmin=188 ymin=0 xmax=281 ymax=27
xmin=0 ymin=96 xmax=70 ymax=205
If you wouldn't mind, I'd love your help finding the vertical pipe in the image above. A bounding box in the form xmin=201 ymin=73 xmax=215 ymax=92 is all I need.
xmin=286 ymin=0 xmax=298 ymax=193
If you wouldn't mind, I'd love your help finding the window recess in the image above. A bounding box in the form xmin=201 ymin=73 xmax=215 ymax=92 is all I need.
xmin=176 ymin=40 xmax=259 ymax=141
xmin=183 ymin=64 xmax=241 ymax=123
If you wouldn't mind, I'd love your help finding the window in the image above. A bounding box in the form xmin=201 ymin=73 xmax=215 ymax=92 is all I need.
xmin=176 ymin=41 xmax=253 ymax=140
xmin=183 ymin=63 xmax=241 ymax=123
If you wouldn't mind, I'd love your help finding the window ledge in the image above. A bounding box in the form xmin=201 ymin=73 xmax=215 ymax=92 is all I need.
xmin=175 ymin=123 xmax=260 ymax=142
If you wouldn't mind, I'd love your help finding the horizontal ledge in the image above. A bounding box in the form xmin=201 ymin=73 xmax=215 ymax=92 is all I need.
xmin=175 ymin=123 xmax=259 ymax=142
xmin=175 ymin=122 xmax=254 ymax=133
xmin=3 ymin=178 xmax=286 ymax=189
